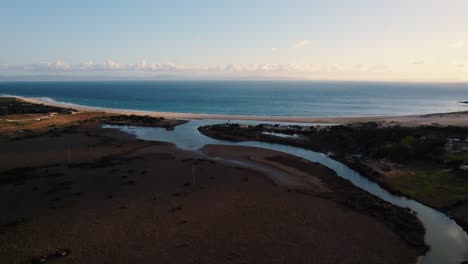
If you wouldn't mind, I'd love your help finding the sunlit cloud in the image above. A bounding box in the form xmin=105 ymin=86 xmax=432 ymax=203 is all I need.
xmin=0 ymin=61 xmax=381 ymax=75
xmin=2 ymin=59 xmax=468 ymax=82
xmin=292 ymin=40 xmax=310 ymax=48
xmin=47 ymin=60 xmax=71 ymax=70
xmin=80 ymin=60 xmax=94 ymax=69
xmin=271 ymin=48 xmax=279 ymax=52
xmin=0 ymin=60 xmax=361 ymax=77
xmin=105 ymin=59 xmax=121 ymax=69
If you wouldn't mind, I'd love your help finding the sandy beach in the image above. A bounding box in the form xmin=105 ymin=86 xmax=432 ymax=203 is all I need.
xmin=13 ymin=95 xmax=468 ymax=127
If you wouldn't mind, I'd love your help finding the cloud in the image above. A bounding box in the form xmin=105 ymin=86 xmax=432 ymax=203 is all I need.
xmin=130 ymin=62 xmax=186 ymax=71
xmin=105 ymin=59 xmax=121 ymax=69
xmin=449 ymin=40 xmax=465 ymax=49
xmin=293 ymin=40 xmax=310 ymax=48
xmin=204 ymin=63 xmax=344 ymax=73
xmin=2 ymin=61 xmax=72 ymax=72
xmin=80 ymin=60 xmax=94 ymax=70
xmin=0 ymin=60 xmax=397 ymax=80
xmin=47 ymin=60 xmax=71 ymax=70
xmin=271 ymin=48 xmax=279 ymax=52
xmin=0 ymin=60 xmax=385 ymax=76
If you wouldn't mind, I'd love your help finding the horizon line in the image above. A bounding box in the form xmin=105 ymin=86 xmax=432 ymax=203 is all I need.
xmin=1 ymin=78 xmax=467 ymax=85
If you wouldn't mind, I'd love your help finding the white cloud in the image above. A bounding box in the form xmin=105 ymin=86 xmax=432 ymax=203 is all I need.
xmin=47 ymin=60 xmax=71 ymax=70
xmin=3 ymin=61 xmax=71 ymax=72
xmin=292 ymin=40 xmax=310 ymax=48
xmin=0 ymin=60 xmax=398 ymax=80
xmin=105 ymin=59 xmax=121 ymax=69
xmin=0 ymin=61 xmax=377 ymax=75
xmin=134 ymin=60 xmax=147 ymax=70
xmin=80 ymin=60 xmax=94 ymax=69
xmin=271 ymin=47 xmax=278 ymax=52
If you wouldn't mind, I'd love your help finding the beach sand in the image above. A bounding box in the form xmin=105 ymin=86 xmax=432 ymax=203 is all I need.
xmin=0 ymin=117 xmax=423 ymax=263
xmin=14 ymin=95 xmax=468 ymax=127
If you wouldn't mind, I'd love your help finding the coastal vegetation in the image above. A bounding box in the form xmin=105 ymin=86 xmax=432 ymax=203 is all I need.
xmin=100 ymin=114 xmax=187 ymax=130
xmin=199 ymin=122 xmax=468 ymax=231
xmin=0 ymin=99 xmax=186 ymax=138
xmin=0 ymin=97 xmax=75 ymax=115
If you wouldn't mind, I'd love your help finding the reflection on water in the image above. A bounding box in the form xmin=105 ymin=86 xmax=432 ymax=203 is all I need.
xmin=104 ymin=119 xmax=468 ymax=264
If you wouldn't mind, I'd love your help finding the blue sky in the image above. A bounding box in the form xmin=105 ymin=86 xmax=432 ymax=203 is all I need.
xmin=1 ymin=0 xmax=467 ymax=81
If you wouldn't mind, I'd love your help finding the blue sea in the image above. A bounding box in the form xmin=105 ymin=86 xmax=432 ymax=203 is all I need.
xmin=1 ymin=81 xmax=468 ymax=117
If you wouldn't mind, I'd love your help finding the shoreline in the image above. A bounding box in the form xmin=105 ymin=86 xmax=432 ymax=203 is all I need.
xmin=6 ymin=95 xmax=468 ymax=126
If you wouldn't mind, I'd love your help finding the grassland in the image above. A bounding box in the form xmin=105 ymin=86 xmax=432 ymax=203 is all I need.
xmin=388 ymin=167 xmax=468 ymax=208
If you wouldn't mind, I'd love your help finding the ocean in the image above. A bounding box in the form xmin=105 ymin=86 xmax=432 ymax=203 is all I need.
xmin=1 ymin=81 xmax=467 ymax=117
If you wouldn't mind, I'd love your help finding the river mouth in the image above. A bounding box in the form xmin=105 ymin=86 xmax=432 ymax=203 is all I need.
xmin=103 ymin=119 xmax=468 ymax=264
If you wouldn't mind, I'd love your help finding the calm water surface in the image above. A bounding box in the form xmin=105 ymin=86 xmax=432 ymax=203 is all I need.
xmin=1 ymin=81 xmax=468 ymax=116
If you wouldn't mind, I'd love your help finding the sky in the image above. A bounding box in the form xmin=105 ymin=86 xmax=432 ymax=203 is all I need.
xmin=0 ymin=0 xmax=467 ymax=82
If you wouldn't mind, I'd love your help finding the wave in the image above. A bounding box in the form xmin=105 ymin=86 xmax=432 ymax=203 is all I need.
xmin=29 ymin=96 xmax=85 ymax=108
xmin=32 ymin=96 xmax=57 ymax=103
xmin=29 ymin=96 xmax=84 ymax=108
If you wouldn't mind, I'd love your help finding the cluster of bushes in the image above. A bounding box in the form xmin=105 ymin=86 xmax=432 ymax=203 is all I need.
xmin=386 ymin=136 xmax=445 ymax=162
xmin=0 ymin=97 xmax=74 ymax=116
xmin=205 ymin=122 xmax=468 ymax=165
xmin=205 ymin=123 xmax=256 ymax=140
xmin=445 ymin=152 xmax=468 ymax=167
xmin=299 ymin=123 xmax=466 ymax=164
xmin=104 ymin=114 xmax=164 ymax=124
